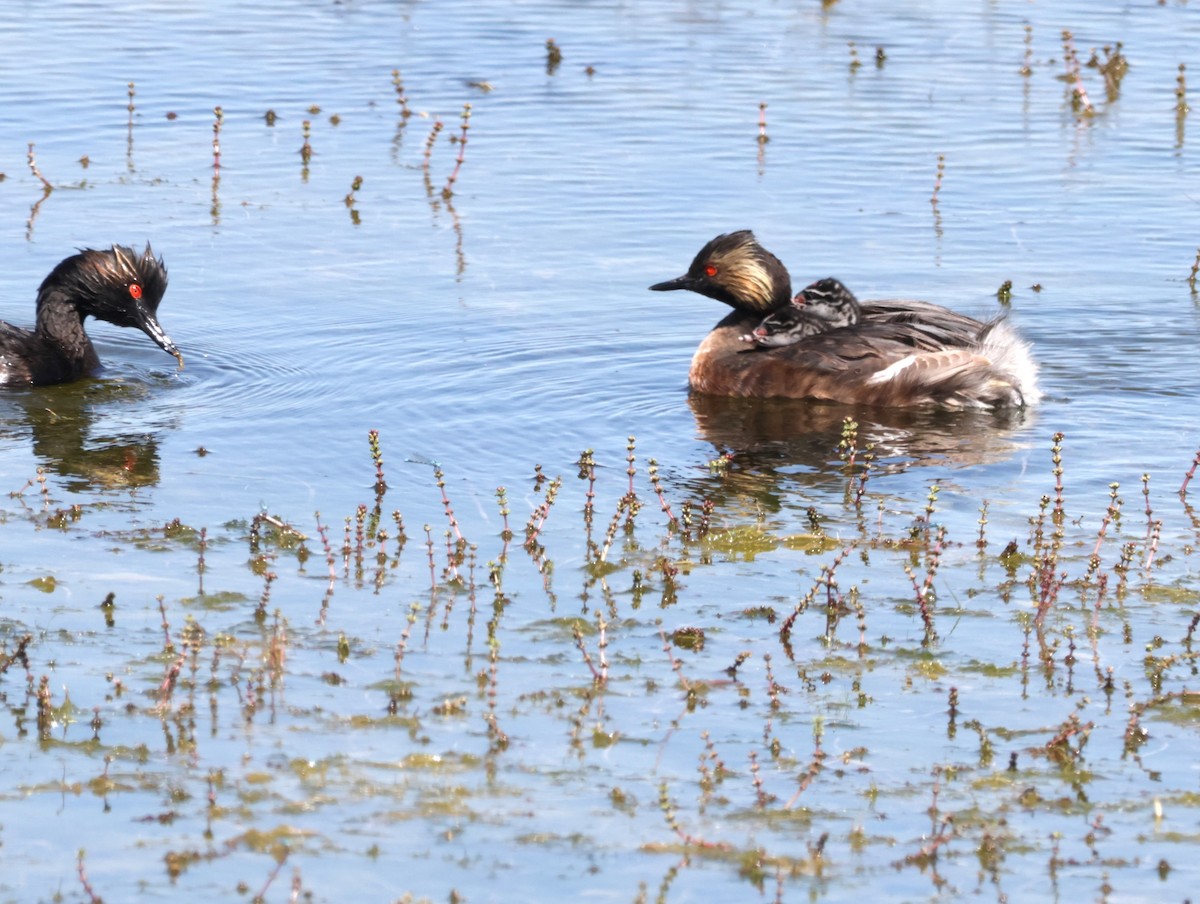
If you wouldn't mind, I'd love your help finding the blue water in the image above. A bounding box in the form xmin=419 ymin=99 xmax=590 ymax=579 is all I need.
xmin=2 ymin=1 xmax=1200 ymax=901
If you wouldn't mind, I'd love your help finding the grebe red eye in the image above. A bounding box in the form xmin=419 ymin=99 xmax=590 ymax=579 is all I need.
xmin=704 ymin=265 xmax=718 ymax=278
xmin=128 ymin=284 xmax=143 ymax=300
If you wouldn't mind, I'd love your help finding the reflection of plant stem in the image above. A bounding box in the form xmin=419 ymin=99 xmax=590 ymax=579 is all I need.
xmin=1176 ymin=63 xmax=1189 ymax=150
xmin=345 ymin=175 xmax=363 ymax=226
xmin=197 ymin=527 xmax=207 ymax=596
xmin=448 ymin=201 xmax=467 ymax=275
xmin=930 ymin=154 xmax=945 ymax=243
xmin=210 ymin=170 xmax=221 ymax=226
xmin=299 ymin=119 xmax=312 ymax=183
xmin=25 ymin=143 xmax=52 ymax=240
xmin=392 ymin=69 xmax=411 ymax=120
xmin=418 ymin=113 xmax=468 ymax=273
xmin=390 ymin=69 xmax=411 ymax=160
xmin=26 ymin=191 xmax=49 ymax=242
xmin=424 ymin=169 xmax=467 ymax=276
xmin=126 ymin=82 xmax=136 ymax=172
xmin=756 ymin=102 xmax=768 ymax=173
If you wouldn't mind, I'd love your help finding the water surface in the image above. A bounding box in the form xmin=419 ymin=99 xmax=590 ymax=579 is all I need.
xmin=2 ymin=1 xmax=1200 ymax=901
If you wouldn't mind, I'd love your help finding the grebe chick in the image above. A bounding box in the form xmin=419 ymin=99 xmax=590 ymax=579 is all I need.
xmin=650 ymin=230 xmax=1039 ymax=409
xmin=743 ymin=277 xmax=862 ymax=348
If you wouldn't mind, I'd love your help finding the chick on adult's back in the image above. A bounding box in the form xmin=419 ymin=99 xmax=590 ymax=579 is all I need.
xmin=745 ymin=277 xmax=863 ymax=348
xmin=649 ymin=230 xmax=1039 ymax=409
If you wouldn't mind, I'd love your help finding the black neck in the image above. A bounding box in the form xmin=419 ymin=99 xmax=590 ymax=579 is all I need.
xmin=36 ymin=288 xmax=100 ymax=371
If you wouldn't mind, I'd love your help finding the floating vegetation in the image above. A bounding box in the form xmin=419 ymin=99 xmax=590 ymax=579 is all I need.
xmin=1058 ymin=30 xmax=1129 ymax=118
xmin=545 ymin=38 xmax=563 ymax=75
xmin=1097 ymin=43 xmax=1128 ymax=99
xmin=4 ymin=7 xmax=1200 ymax=901
xmin=4 ymin=429 xmax=1200 ymax=899
xmin=1061 ymin=29 xmax=1096 ymax=116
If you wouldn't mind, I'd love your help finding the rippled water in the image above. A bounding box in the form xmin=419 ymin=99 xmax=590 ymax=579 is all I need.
xmin=2 ymin=1 xmax=1200 ymax=901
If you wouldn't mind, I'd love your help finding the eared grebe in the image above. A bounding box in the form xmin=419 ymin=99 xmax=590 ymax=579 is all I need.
xmin=0 ymin=244 xmax=182 ymax=387
xmin=649 ymin=230 xmax=1040 ymax=409
xmin=743 ymin=277 xmax=862 ymax=348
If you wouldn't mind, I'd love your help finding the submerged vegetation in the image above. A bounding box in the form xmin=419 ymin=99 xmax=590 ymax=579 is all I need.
xmin=3 ymin=428 xmax=1200 ymax=901
xmin=4 ymin=3 xmax=1200 ymax=901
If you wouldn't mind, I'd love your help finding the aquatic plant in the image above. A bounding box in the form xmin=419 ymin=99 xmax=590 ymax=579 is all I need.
xmin=442 ymin=103 xmax=472 ymax=199
xmin=2 ymin=423 xmax=1200 ymax=900
xmin=545 ymin=38 xmax=563 ymax=75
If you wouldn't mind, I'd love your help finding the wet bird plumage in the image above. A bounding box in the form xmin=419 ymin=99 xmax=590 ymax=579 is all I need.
xmin=0 ymin=244 xmax=181 ymax=386
xmin=650 ymin=230 xmax=1039 ymax=409
xmin=748 ymin=277 xmax=863 ymax=347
